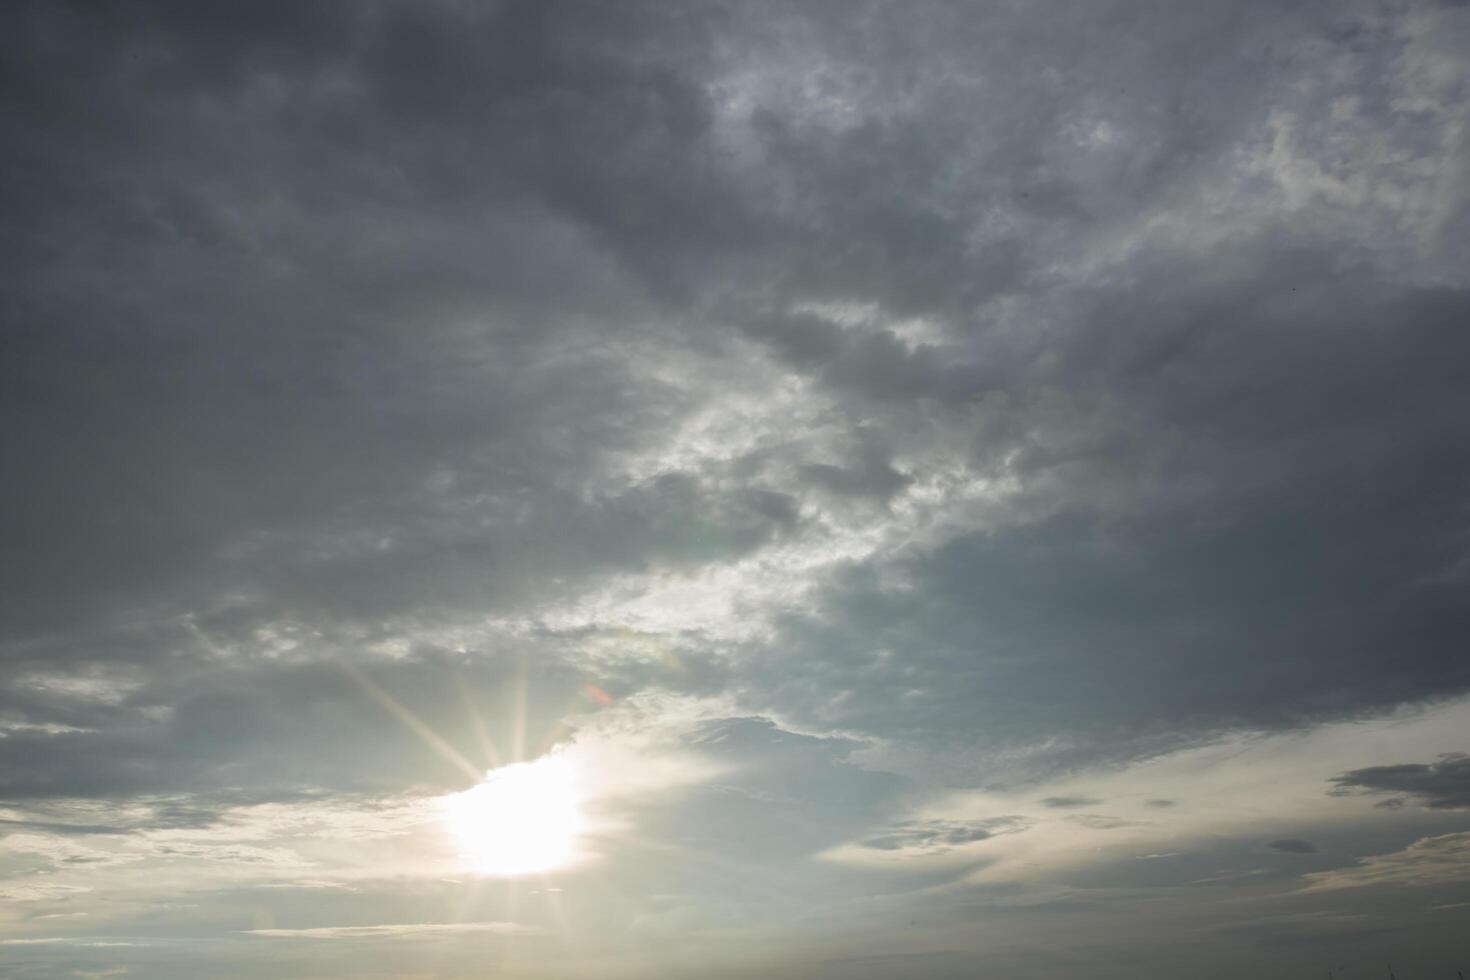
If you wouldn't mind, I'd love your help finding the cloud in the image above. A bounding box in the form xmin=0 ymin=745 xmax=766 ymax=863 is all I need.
xmin=1067 ymin=814 xmax=1137 ymax=831
xmin=1266 ymin=838 xmax=1319 ymax=854
xmin=1 ymin=0 xmax=1469 ymax=973
xmin=1 ymin=0 xmax=1467 ymax=810
xmin=244 ymin=922 xmax=538 ymax=940
xmin=1328 ymin=753 xmax=1470 ymax=809
xmin=0 ymin=833 xmax=142 ymax=870
xmin=0 ymin=882 xmax=94 ymax=903
xmin=0 ymin=938 xmax=144 ymax=948
xmin=1303 ymin=832 xmax=1470 ymax=892
xmin=858 ymin=817 xmax=1028 ymax=853
xmin=0 ymin=649 xmax=592 ymax=799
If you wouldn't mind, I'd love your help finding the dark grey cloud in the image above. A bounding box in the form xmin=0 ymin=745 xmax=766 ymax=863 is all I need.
xmin=0 ymin=0 xmax=1462 ymax=809
xmin=859 ymin=817 xmax=1027 ymax=852
xmin=1329 ymin=754 xmax=1470 ymax=810
xmin=1068 ymin=814 xmax=1137 ymax=831
xmin=1267 ymin=838 xmax=1319 ymax=855
xmin=1040 ymin=796 xmax=1102 ymax=809
xmin=734 ymin=266 xmax=1470 ymax=776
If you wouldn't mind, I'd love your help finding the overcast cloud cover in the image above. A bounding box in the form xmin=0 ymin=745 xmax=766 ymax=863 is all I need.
xmin=3 ymin=1 xmax=1469 ymax=978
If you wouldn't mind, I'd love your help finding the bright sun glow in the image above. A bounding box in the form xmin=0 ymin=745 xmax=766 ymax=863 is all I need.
xmin=443 ymin=755 xmax=583 ymax=876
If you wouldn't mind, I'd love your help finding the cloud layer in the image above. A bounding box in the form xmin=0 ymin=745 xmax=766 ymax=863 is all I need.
xmin=2 ymin=1 xmax=1469 ymax=978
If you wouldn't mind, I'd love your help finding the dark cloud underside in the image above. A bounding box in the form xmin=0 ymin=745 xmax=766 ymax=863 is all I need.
xmin=1330 ymin=755 xmax=1470 ymax=810
xmin=4 ymin=0 xmax=1470 ymax=800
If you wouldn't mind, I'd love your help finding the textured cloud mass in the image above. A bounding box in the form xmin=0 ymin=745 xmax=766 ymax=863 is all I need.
xmin=2 ymin=1 xmax=1469 ymax=978
xmin=1330 ymin=754 xmax=1470 ymax=810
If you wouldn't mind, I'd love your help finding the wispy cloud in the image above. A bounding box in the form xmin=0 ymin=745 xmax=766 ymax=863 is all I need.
xmin=1303 ymin=832 xmax=1470 ymax=892
xmin=243 ymin=922 xmax=541 ymax=940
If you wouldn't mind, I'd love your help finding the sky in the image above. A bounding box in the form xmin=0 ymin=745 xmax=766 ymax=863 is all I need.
xmin=2 ymin=1 xmax=1469 ymax=977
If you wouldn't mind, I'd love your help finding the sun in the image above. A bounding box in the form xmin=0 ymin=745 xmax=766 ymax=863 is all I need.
xmin=442 ymin=755 xmax=583 ymax=876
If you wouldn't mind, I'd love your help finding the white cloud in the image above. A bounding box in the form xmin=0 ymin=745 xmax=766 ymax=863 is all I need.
xmin=1303 ymin=832 xmax=1470 ymax=892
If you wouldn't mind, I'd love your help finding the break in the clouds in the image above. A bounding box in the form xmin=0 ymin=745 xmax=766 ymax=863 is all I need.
xmin=3 ymin=1 xmax=1469 ymax=978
